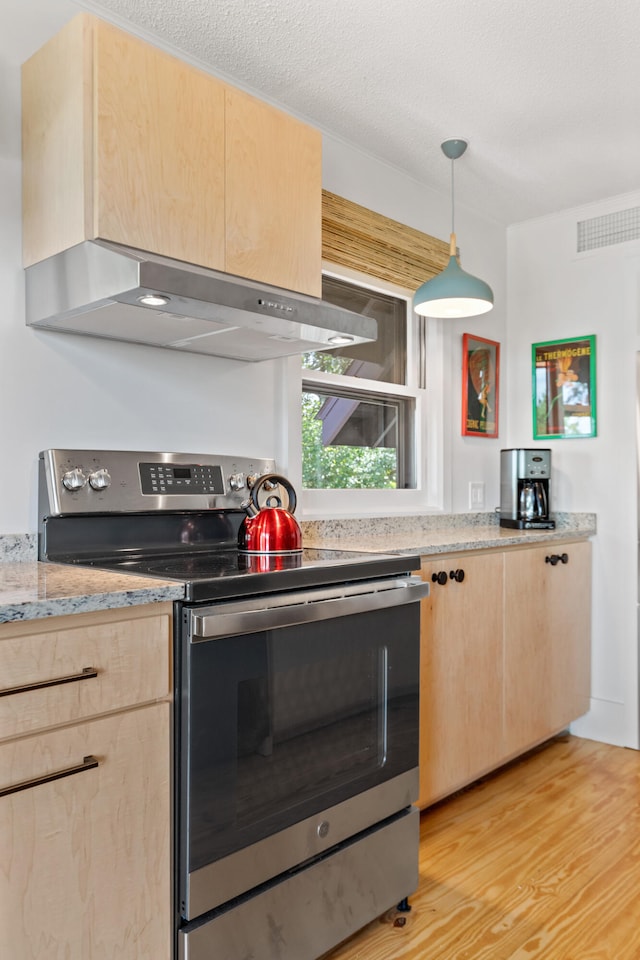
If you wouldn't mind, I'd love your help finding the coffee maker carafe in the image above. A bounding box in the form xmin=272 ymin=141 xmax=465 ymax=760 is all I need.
xmin=499 ymin=448 xmax=555 ymax=529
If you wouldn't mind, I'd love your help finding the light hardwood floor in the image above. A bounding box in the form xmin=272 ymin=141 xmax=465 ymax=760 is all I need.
xmin=322 ymin=735 xmax=640 ymax=960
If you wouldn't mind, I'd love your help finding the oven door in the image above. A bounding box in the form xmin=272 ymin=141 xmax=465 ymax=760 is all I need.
xmin=177 ymin=575 xmax=428 ymax=922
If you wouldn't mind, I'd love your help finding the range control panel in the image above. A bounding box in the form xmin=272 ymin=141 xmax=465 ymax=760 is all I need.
xmin=139 ymin=462 xmax=225 ymax=496
xmin=39 ymin=449 xmax=276 ymax=516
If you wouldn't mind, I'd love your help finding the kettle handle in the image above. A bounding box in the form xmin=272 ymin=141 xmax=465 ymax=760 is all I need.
xmin=250 ymin=474 xmax=297 ymax=515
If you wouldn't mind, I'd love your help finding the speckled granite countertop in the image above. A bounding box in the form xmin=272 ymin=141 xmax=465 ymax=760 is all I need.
xmin=301 ymin=512 xmax=596 ymax=557
xmin=0 ymin=561 xmax=184 ymax=624
xmin=0 ymin=512 xmax=595 ymax=624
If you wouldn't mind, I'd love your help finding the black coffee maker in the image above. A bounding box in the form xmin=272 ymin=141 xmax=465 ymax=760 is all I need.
xmin=499 ymin=448 xmax=555 ymax=529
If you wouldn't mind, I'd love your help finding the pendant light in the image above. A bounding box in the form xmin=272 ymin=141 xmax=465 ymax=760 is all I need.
xmin=413 ymin=138 xmax=493 ymax=318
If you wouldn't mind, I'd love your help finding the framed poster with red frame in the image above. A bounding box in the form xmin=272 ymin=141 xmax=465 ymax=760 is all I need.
xmin=461 ymin=334 xmax=500 ymax=437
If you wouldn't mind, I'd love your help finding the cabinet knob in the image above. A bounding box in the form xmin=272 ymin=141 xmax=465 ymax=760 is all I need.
xmin=545 ymin=553 xmax=569 ymax=566
xmin=449 ymin=569 xmax=465 ymax=583
xmin=431 ymin=571 xmax=448 ymax=586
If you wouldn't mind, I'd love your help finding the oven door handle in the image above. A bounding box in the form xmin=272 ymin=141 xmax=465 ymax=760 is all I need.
xmin=189 ymin=576 xmax=430 ymax=640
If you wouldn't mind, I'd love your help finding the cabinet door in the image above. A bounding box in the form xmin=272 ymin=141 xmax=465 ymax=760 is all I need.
xmin=225 ymin=87 xmax=322 ymax=295
xmin=23 ymin=15 xmax=227 ymax=270
xmin=418 ymin=552 xmax=504 ymax=808
xmin=94 ymin=19 xmax=226 ymax=269
xmin=0 ymin=703 xmax=171 ymax=960
xmin=504 ymin=541 xmax=592 ymax=756
xmin=22 ymin=15 xmax=89 ymax=266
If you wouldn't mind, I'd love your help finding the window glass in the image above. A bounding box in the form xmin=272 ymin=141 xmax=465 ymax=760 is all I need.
xmin=300 ymin=272 xmax=422 ymax=495
xmin=302 ymin=386 xmax=413 ymax=489
xmin=302 ymin=277 xmax=406 ymax=385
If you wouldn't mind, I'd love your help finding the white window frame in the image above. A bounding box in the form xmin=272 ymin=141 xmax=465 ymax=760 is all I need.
xmin=280 ymin=262 xmax=449 ymax=519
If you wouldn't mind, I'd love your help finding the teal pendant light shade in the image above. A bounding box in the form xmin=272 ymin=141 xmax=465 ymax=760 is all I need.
xmin=413 ymin=139 xmax=494 ymax=319
xmin=413 ymin=237 xmax=494 ymax=318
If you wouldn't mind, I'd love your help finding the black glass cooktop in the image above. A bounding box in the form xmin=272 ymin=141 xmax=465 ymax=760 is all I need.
xmin=42 ymin=511 xmax=419 ymax=602
xmin=82 ymin=546 xmax=419 ymax=602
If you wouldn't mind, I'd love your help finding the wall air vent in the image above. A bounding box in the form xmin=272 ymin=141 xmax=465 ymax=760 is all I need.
xmin=577 ymin=206 xmax=640 ymax=252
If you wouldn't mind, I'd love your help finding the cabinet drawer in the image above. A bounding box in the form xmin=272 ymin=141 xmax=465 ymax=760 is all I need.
xmin=0 ymin=703 xmax=171 ymax=959
xmin=0 ymin=610 xmax=171 ymax=740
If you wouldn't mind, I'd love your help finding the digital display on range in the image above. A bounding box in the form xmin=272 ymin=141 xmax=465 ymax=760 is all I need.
xmin=139 ymin=462 xmax=225 ymax=495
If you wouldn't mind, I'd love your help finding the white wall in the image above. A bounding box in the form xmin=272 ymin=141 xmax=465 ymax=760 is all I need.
xmin=506 ymin=193 xmax=640 ymax=748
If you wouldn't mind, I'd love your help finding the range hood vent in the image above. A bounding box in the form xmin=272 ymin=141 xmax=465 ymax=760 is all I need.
xmin=25 ymin=241 xmax=377 ymax=362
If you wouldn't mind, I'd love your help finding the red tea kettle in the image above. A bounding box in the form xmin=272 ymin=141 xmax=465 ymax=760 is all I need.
xmin=238 ymin=474 xmax=303 ymax=554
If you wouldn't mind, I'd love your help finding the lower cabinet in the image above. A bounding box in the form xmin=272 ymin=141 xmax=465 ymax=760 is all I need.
xmin=1 ymin=704 xmax=171 ymax=960
xmin=503 ymin=540 xmax=592 ymax=756
xmin=0 ymin=604 xmax=172 ymax=960
xmin=418 ymin=552 xmax=504 ymax=808
xmin=418 ymin=540 xmax=592 ymax=809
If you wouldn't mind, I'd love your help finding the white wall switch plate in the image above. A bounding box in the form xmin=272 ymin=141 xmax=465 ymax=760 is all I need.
xmin=469 ymin=481 xmax=485 ymax=510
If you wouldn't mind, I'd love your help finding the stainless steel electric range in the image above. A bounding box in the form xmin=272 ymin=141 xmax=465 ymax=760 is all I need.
xmin=38 ymin=449 xmax=428 ymax=960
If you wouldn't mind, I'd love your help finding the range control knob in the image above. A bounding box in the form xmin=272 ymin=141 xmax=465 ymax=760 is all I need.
xmin=228 ymin=473 xmax=245 ymax=492
xmin=88 ymin=468 xmax=111 ymax=491
xmin=246 ymin=473 xmax=259 ymax=489
xmin=62 ymin=467 xmax=88 ymax=491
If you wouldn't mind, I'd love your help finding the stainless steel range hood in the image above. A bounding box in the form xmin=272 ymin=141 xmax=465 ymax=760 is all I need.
xmin=25 ymin=240 xmax=377 ymax=362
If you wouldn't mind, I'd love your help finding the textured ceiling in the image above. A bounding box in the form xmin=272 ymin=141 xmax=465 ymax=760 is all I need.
xmin=26 ymin=0 xmax=640 ymax=225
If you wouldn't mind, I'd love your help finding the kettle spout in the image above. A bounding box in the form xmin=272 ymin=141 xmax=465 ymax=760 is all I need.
xmin=241 ymin=498 xmax=259 ymax=518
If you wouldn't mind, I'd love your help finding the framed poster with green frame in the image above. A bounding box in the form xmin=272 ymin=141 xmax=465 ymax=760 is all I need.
xmin=532 ymin=335 xmax=597 ymax=439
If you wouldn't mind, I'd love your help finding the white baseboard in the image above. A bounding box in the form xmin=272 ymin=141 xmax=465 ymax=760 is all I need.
xmin=570 ymin=697 xmax=638 ymax=749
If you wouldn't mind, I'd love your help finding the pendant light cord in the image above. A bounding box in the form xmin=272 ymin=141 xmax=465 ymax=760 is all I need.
xmin=448 ymin=157 xmax=458 ymax=257
xmin=451 ymin=157 xmax=455 ymax=236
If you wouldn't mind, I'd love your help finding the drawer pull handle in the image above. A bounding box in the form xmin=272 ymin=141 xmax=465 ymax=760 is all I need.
xmin=0 ymin=666 xmax=98 ymax=698
xmin=0 ymin=755 xmax=99 ymax=798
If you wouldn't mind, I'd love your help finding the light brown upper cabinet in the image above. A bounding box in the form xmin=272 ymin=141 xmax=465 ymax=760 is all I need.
xmin=226 ymin=87 xmax=322 ymax=294
xmin=22 ymin=14 xmax=322 ymax=296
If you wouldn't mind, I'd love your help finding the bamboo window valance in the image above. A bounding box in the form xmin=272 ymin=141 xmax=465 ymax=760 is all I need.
xmin=321 ymin=190 xmax=449 ymax=291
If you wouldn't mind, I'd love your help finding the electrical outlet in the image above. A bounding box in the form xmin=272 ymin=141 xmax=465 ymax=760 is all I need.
xmin=469 ymin=481 xmax=485 ymax=510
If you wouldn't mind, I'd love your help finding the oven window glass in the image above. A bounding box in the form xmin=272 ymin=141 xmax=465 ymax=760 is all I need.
xmin=235 ymin=646 xmax=382 ymax=826
xmin=184 ymin=603 xmax=419 ymax=871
